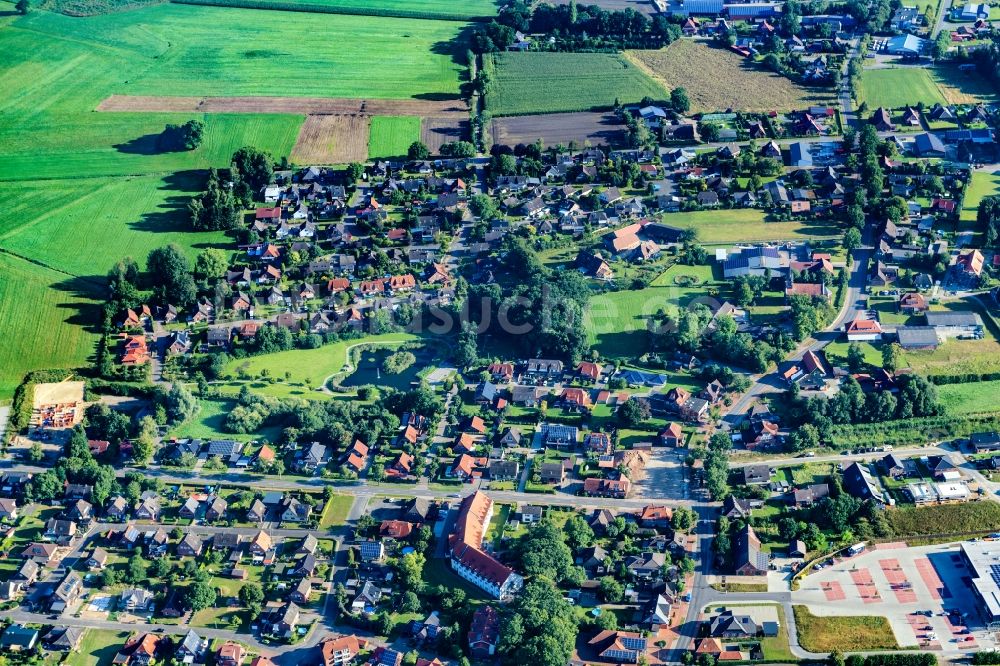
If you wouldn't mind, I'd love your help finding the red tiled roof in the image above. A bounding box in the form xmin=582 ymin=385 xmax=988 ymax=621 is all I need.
xmin=846 ymin=318 xmax=882 ymax=333
xmin=380 ymin=520 xmax=415 ymax=539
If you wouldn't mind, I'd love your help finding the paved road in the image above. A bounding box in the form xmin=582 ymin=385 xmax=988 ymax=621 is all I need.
xmin=932 ymin=0 xmax=954 ymax=38
xmin=728 ymin=446 xmax=948 ymax=469
xmin=0 ymin=463 xmax=699 ymax=509
xmin=722 ymin=223 xmax=873 ymax=427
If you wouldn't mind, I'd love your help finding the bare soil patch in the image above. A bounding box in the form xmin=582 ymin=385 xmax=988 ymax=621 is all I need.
xmin=625 ymin=41 xmax=834 ymax=113
xmin=97 ymin=95 xmax=468 ymax=117
xmin=491 ymin=112 xmax=626 ymax=148
xmin=291 ymin=114 xmax=369 ymax=164
xmin=421 ymin=116 xmax=469 ymax=153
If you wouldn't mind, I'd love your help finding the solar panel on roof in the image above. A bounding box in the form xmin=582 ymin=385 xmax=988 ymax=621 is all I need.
xmin=622 ymin=637 xmax=647 ymax=650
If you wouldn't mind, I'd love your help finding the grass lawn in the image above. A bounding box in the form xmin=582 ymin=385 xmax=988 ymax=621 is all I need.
xmin=626 ymin=41 xmax=835 ymax=113
xmin=792 ymin=606 xmax=899 ymax=652
xmin=368 ymin=116 xmax=422 ymax=159
xmin=190 ymin=605 xmax=246 ymax=630
xmin=662 ymin=209 xmax=839 ymax=243
xmin=787 ymin=462 xmax=835 ymax=486
xmin=858 ymin=68 xmax=946 ymax=109
xmin=823 ymin=340 xmax=885 ymax=369
xmin=0 ymin=252 xmax=102 ymax=399
xmin=960 ymin=169 xmax=1000 ymax=225
xmin=483 ymin=52 xmax=667 ymax=116
xmin=485 ymin=503 xmax=512 ymax=549
xmin=585 ymin=263 xmax=725 ymax=356
xmin=422 ymin=557 xmax=489 ymax=600
xmin=170 ymin=398 xmax=283 ymax=442
xmin=221 ymin=332 xmax=418 ymax=392
xmin=320 ymin=494 xmax=355 ymax=529
xmin=64 ymin=631 xmax=131 ymax=666
xmin=938 ymin=379 xmax=1000 ymax=414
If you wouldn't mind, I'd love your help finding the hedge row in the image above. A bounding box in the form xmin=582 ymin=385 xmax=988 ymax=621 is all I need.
xmin=928 ymin=371 xmax=1000 ymax=385
xmin=170 ymin=0 xmax=493 ymax=21
xmin=829 ymin=412 xmax=1000 ymax=447
xmin=853 ymin=655 xmax=938 ymax=666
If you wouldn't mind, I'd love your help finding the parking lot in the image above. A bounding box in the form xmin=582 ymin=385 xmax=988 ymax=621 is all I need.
xmin=792 ymin=542 xmax=997 ymax=654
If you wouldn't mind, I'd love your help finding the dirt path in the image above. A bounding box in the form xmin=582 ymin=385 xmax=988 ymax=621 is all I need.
xmin=97 ymin=94 xmax=469 ymax=117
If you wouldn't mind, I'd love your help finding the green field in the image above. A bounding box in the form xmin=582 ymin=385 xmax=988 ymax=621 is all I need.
xmin=961 ymin=170 xmax=1000 ymax=224
xmin=664 ymin=209 xmax=840 ymax=243
xmin=320 ymin=494 xmax=355 ymax=529
xmin=887 ymin=501 xmax=1000 ymax=536
xmin=222 ymin=333 xmax=419 ymax=391
xmin=792 ymin=606 xmax=899 ymax=652
xmin=0 ymin=252 xmax=101 ymax=399
xmin=483 ymin=52 xmax=667 ymax=116
xmin=858 ymin=67 xmax=947 ymax=109
xmin=368 ymin=116 xmax=423 ymax=159
xmin=938 ymin=379 xmax=1000 ymax=414
xmin=585 ymin=264 xmax=722 ymax=356
xmin=170 ymin=0 xmax=498 ymax=19
xmin=0 ymin=175 xmax=232 ymax=277
xmin=0 ymin=7 xmax=463 ymax=179
xmin=8 ymin=6 xmax=465 ymax=99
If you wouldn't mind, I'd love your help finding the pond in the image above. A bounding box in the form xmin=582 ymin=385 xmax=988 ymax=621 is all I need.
xmin=338 ymin=347 xmax=431 ymax=390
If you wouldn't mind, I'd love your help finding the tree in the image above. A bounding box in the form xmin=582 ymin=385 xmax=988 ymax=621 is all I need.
xmin=132 ymin=416 xmax=156 ymax=465
xmin=517 ymin=522 xmax=574 ymax=583
xmin=184 ymin=581 xmax=217 ymax=612
xmin=670 ymin=87 xmax=690 ymax=114
xmin=239 ymin=582 xmax=264 ymax=617
xmin=189 ymin=168 xmax=241 ymax=231
xmin=345 ymin=162 xmax=365 ymax=186
xmin=195 ymin=248 xmax=229 ymax=280
xmin=401 ymin=590 xmax=421 ymax=613
xmin=164 ymin=382 xmax=199 ymax=425
xmin=469 ymin=194 xmax=499 ymax=220
xmin=617 ymin=398 xmax=651 ymax=427
xmin=231 ymin=146 xmax=274 ymax=193
xmin=846 ymin=342 xmax=866 ymax=373
xmin=147 ymin=245 xmax=197 ymax=307
xmin=15 ymin=0 xmax=29 ymax=13
xmin=396 ymin=551 xmax=425 ymax=591
xmin=697 ymin=122 xmax=721 ymax=142
xmin=440 ymin=141 xmax=477 ymax=157
xmin=843 ymin=227 xmax=862 ymax=252
xmin=882 ymin=342 xmax=902 ymax=372
xmin=499 ymin=580 xmax=577 ymax=666
xmin=672 ymin=507 xmax=696 ymax=532
xmin=563 ymin=515 xmax=595 ymax=550
xmin=27 ymin=442 xmax=44 ymax=463
xmin=126 ymin=554 xmax=148 ymax=584
xmin=407 ymin=141 xmax=430 ymax=160
xmin=598 ymin=576 xmax=624 ymax=603
xmin=101 ymin=568 xmax=121 ymax=588
xmin=157 ymin=120 xmax=204 ymax=151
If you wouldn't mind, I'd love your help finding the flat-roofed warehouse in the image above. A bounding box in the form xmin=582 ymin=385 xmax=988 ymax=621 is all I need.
xmin=960 ymin=541 xmax=1000 ymax=622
